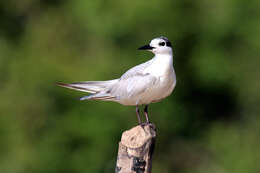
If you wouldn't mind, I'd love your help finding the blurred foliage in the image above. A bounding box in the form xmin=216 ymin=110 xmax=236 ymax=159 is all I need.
xmin=0 ymin=0 xmax=260 ymax=172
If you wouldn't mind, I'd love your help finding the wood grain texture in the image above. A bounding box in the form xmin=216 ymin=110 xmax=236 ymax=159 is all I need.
xmin=115 ymin=123 xmax=156 ymax=173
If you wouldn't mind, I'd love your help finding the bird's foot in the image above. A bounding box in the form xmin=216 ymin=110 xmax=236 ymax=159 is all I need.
xmin=139 ymin=122 xmax=155 ymax=129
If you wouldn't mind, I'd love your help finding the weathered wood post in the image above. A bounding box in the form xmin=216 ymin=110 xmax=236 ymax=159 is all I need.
xmin=115 ymin=123 xmax=156 ymax=173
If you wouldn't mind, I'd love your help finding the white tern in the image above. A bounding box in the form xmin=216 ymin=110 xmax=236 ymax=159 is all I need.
xmin=57 ymin=36 xmax=176 ymax=124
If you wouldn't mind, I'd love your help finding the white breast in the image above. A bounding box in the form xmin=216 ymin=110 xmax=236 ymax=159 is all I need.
xmin=139 ymin=54 xmax=176 ymax=104
xmin=144 ymin=54 xmax=173 ymax=76
xmin=117 ymin=54 xmax=176 ymax=106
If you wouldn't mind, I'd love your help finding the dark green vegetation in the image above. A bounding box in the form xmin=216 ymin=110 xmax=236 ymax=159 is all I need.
xmin=0 ymin=0 xmax=260 ymax=172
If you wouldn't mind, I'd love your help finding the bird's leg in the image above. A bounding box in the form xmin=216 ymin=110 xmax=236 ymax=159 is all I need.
xmin=136 ymin=105 xmax=141 ymax=125
xmin=144 ymin=105 xmax=150 ymax=124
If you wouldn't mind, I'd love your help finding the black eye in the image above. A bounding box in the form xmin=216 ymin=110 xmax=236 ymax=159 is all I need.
xmin=159 ymin=42 xmax=165 ymax=46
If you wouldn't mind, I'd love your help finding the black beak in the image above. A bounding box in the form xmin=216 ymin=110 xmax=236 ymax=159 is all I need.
xmin=138 ymin=44 xmax=154 ymax=50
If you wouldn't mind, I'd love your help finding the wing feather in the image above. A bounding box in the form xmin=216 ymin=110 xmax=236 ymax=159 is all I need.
xmin=120 ymin=59 xmax=153 ymax=80
xmin=110 ymin=73 xmax=157 ymax=99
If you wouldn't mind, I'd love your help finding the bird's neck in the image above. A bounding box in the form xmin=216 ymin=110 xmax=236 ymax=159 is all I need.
xmin=144 ymin=53 xmax=173 ymax=76
xmin=153 ymin=53 xmax=173 ymax=65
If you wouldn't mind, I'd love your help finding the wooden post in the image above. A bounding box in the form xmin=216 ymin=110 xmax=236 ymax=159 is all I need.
xmin=115 ymin=123 xmax=156 ymax=173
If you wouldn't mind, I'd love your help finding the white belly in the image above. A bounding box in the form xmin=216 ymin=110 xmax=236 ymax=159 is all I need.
xmin=139 ymin=72 xmax=176 ymax=104
xmin=118 ymin=68 xmax=176 ymax=106
xmin=117 ymin=54 xmax=176 ymax=106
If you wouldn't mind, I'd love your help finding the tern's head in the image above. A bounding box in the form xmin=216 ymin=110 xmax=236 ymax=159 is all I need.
xmin=138 ymin=36 xmax=172 ymax=55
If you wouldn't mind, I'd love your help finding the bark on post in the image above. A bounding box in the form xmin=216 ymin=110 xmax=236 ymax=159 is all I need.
xmin=115 ymin=123 xmax=156 ymax=173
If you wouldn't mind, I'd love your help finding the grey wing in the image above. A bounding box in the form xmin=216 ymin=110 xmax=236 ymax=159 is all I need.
xmin=120 ymin=59 xmax=153 ymax=80
xmin=110 ymin=73 xmax=158 ymax=99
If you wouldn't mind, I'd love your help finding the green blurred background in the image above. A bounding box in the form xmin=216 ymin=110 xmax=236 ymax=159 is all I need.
xmin=0 ymin=0 xmax=260 ymax=172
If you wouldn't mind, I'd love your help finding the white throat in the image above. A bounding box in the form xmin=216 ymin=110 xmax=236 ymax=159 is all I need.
xmin=144 ymin=52 xmax=173 ymax=76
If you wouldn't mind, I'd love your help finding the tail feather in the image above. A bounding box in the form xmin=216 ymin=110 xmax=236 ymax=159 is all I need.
xmin=56 ymin=79 xmax=118 ymax=94
xmin=80 ymin=94 xmax=116 ymax=101
xmin=56 ymin=82 xmax=96 ymax=93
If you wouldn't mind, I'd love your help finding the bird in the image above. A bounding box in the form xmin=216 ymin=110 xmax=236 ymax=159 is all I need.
xmin=57 ymin=36 xmax=176 ymax=125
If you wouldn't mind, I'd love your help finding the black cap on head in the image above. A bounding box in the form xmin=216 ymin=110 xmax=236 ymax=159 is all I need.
xmin=159 ymin=36 xmax=172 ymax=47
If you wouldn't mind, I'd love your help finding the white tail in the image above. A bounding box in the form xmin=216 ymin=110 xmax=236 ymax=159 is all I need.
xmin=56 ymin=79 xmax=118 ymax=93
